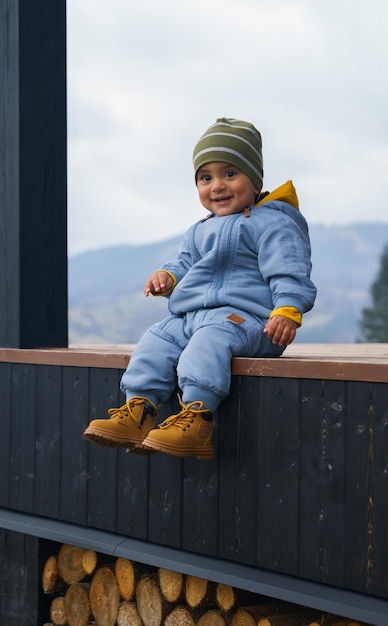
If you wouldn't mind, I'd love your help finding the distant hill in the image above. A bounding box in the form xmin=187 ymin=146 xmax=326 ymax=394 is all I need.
xmin=68 ymin=223 xmax=388 ymax=344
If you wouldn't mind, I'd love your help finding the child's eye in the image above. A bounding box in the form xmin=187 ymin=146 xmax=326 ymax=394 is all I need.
xmin=225 ymin=170 xmax=236 ymax=178
xmin=200 ymin=174 xmax=211 ymax=182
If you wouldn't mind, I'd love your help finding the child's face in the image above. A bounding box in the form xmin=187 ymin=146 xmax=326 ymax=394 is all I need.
xmin=196 ymin=162 xmax=258 ymax=216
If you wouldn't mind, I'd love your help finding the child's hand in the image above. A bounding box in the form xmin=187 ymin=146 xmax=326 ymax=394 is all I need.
xmin=144 ymin=271 xmax=174 ymax=296
xmin=263 ymin=315 xmax=298 ymax=346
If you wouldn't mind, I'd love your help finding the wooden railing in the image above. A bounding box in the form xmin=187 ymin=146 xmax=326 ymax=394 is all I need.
xmin=0 ymin=344 xmax=387 ymax=625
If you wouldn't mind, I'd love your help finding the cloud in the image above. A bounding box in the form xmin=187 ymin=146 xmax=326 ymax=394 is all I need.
xmin=67 ymin=0 xmax=388 ymax=255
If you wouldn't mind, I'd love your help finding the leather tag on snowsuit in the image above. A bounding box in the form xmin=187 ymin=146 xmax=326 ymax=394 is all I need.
xmin=226 ymin=313 xmax=245 ymax=325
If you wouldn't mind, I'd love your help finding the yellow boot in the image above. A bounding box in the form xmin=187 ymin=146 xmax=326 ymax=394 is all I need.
xmin=142 ymin=398 xmax=214 ymax=460
xmin=83 ymin=396 xmax=158 ymax=451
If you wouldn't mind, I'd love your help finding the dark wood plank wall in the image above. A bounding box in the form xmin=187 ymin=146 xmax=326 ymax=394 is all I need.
xmin=0 ymin=528 xmax=56 ymax=623
xmin=0 ymin=529 xmax=40 ymax=623
xmin=0 ymin=0 xmax=67 ymax=348
xmin=1 ymin=353 xmax=388 ymax=601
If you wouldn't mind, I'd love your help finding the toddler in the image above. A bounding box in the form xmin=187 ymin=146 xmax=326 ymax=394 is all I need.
xmin=84 ymin=118 xmax=316 ymax=460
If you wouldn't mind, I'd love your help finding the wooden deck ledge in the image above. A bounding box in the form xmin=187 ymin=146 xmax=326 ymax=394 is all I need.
xmin=0 ymin=344 xmax=388 ymax=382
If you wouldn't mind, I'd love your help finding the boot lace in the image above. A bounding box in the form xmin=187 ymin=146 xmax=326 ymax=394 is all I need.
xmin=108 ymin=396 xmax=147 ymax=422
xmin=160 ymin=398 xmax=207 ymax=431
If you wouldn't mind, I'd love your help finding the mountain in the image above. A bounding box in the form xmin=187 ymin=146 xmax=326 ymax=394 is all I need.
xmin=68 ymin=223 xmax=388 ymax=344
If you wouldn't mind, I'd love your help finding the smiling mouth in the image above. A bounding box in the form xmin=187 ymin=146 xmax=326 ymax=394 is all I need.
xmin=214 ymin=196 xmax=232 ymax=203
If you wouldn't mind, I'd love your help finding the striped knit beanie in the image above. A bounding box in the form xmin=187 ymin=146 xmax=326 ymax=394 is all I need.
xmin=193 ymin=118 xmax=263 ymax=192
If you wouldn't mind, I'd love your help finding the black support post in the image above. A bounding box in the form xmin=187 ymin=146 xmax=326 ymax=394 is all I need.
xmin=0 ymin=0 xmax=68 ymax=347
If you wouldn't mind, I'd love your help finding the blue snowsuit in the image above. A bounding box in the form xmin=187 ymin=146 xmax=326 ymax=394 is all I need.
xmin=121 ymin=181 xmax=317 ymax=412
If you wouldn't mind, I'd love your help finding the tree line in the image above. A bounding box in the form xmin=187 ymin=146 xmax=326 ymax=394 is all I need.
xmin=358 ymin=244 xmax=388 ymax=342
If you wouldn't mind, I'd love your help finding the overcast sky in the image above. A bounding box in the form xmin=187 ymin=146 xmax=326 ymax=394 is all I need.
xmin=67 ymin=0 xmax=388 ymax=256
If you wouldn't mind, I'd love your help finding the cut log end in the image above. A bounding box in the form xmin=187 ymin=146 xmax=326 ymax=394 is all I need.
xmin=115 ymin=557 xmax=136 ymax=601
xmin=230 ymin=608 xmax=256 ymax=626
xmin=216 ymin=583 xmax=235 ymax=612
xmin=136 ymin=574 xmax=163 ymax=626
xmin=158 ymin=567 xmax=184 ymax=603
xmin=42 ymin=556 xmax=59 ymax=594
xmin=64 ymin=583 xmax=91 ymax=626
xmin=117 ymin=601 xmax=143 ymax=626
xmin=82 ymin=549 xmax=97 ymax=575
xmin=197 ymin=609 xmax=226 ymax=626
xmin=50 ymin=596 xmax=67 ymax=625
xmin=165 ymin=605 xmax=196 ymax=626
xmin=57 ymin=544 xmax=87 ymax=584
xmin=89 ymin=566 xmax=120 ymax=626
xmin=185 ymin=575 xmax=208 ymax=608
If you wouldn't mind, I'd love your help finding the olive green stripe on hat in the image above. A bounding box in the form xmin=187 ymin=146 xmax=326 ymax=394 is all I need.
xmin=193 ymin=118 xmax=264 ymax=192
xmin=194 ymin=146 xmax=263 ymax=185
xmin=202 ymin=130 xmax=263 ymax=158
xmin=200 ymin=127 xmax=262 ymax=154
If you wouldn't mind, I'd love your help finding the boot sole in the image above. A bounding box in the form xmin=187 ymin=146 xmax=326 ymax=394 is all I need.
xmin=84 ymin=430 xmax=157 ymax=455
xmin=142 ymin=439 xmax=214 ymax=461
xmin=126 ymin=445 xmax=158 ymax=456
xmin=83 ymin=426 xmax=147 ymax=448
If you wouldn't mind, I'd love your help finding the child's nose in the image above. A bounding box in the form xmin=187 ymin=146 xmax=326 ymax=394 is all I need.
xmin=211 ymin=177 xmax=225 ymax=191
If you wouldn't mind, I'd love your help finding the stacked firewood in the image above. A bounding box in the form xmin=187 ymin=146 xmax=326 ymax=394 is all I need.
xmin=41 ymin=544 xmax=367 ymax=626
